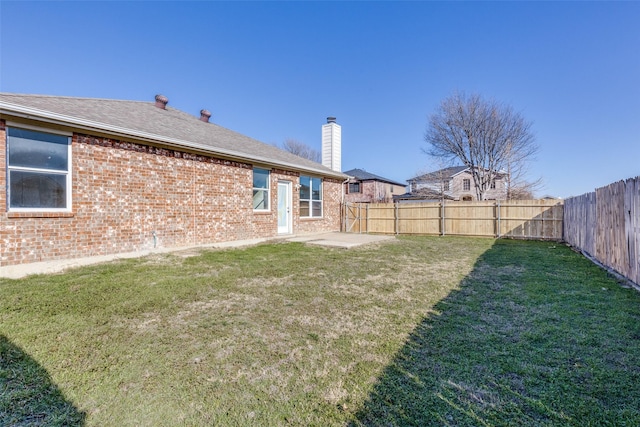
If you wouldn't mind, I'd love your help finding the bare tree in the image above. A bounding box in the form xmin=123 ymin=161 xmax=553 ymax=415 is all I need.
xmin=424 ymin=92 xmax=538 ymax=200
xmin=279 ymin=138 xmax=321 ymax=163
xmin=504 ymin=142 xmax=543 ymax=199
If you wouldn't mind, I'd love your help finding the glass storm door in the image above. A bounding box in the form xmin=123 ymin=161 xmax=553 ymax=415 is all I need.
xmin=277 ymin=181 xmax=292 ymax=234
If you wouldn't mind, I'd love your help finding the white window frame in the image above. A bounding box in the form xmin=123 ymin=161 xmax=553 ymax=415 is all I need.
xmin=463 ymin=179 xmax=471 ymax=191
xmin=252 ymin=167 xmax=270 ymax=211
xmin=6 ymin=124 xmax=72 ymax=213
xmin=300 ymin=175 xmax=323 ymax=218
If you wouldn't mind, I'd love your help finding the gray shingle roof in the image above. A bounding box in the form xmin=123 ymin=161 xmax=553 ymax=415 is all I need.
xmin=408 ymin=166 xmax=469 ymax=182
xmin=343 ymin=168 xmax=405 ymax=186
xmin=0 ymin=93 xmax=346 ymax=179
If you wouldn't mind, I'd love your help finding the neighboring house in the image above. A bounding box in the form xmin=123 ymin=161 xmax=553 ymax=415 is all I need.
xmin=0 ymin=93 xmax=347 ymax=268
xmin=406 ymin=166 xmax=507 ymax=201
xmin=343 ymin=168 xmax=406 ymax=203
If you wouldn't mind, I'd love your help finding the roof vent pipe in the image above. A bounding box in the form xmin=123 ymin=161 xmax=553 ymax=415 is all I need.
xmin=199 ymin=109 xmax=212 ymax=123
xmin=154 ymin=94 xmax=168 ymax=109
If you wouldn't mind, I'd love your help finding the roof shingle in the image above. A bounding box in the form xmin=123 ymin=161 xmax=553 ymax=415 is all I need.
xmin=0 ymin=93 xmax=345 ymax=179
xmin=343 ymin=168 xmax=405 ymax=186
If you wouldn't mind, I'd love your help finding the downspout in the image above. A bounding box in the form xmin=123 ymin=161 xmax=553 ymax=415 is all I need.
xmin=341 ymin=177 xmax=350 ymax=204
xmin=341 ymin=177 xmax=349 ymax=232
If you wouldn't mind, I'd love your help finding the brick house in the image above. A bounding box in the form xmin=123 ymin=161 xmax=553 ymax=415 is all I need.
xmin=343 ymin=168 xmax=406 ymax=203
xmin=0 ymin=93 xmax=347 ymax=270
xmin=406 ymin=166 xmax=507 ymax=201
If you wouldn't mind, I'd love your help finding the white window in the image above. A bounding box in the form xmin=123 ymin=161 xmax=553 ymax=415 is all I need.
xmin=253 ymin=168 xmax=270 ymax=211
xmin=443 ymin=181 xmax=450 ymax=191
xmin=7 ymin=127 xmax=72 ymax=211
xmin=463 ymin=179 xmax=471 ymax=191
xmin=300 ymin=176 xmax=322 ymax=218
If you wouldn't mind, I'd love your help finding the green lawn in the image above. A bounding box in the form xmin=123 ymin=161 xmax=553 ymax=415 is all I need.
xmin=1 ymin=237 xmax=639 ymax=426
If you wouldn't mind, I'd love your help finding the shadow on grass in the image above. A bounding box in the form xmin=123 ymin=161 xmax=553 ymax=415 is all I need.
xmin=351 ymin=239 xmax=640 ymax=426
xmin=0 ymin=335 xmax=85 ymax=426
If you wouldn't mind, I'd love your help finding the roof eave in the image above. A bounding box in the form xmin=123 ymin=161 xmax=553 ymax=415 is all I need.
xmin=0 ymin=101 xmax=346 ymax=179
xmin=361 ymin=178 xmax=405 ymax=186
xmin=450 ymin=167 xmax=470 ymax=178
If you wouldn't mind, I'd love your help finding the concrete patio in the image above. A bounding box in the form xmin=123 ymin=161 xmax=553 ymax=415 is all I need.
xmin=285 ymin=232 xmax=394 ymax=248
xmin=1 ymin=232 xmax=394 ymax=279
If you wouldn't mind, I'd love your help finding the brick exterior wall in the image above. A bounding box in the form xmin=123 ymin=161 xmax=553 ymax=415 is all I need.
xmin=0 ymin=122 xmax=341 ymax=267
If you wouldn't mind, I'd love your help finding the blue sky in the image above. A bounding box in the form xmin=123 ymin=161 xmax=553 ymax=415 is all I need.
xmin=1 ymin=1 xmax=638 ymax=198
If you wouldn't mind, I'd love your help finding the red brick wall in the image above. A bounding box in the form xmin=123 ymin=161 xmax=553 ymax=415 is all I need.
xmin=1 ymin=125 xmax=341 ymax=267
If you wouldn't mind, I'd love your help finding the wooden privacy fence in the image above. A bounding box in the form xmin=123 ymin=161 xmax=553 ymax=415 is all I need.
xmin=564 ymin=176 xmax=640 ymax=287
xmin=343 ymin=199 xmax=564 ymax=240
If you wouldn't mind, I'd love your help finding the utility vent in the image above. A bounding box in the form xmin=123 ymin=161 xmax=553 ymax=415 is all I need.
xmin=154 ymin=94 xmax=168 ymax=109
xmin=200 ymin=109 xmax=211 ymax=123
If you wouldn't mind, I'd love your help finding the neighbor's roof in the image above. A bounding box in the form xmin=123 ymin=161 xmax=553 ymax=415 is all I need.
xmin=409 ymin=166 xmax=510 ymax=182
xmin=408 ymin=166 xmax=469 ymax=182
xmin=0 ymin=93 xmax=346 ymax=179
xmin=343 ymin=168 xmax=405 ymax=186
xmin=393 ymin=188 xmax=455 ymax=201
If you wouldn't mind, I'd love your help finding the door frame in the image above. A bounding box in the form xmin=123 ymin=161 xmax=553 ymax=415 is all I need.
xmin=277 ymin=181 xmax=293 ymax=234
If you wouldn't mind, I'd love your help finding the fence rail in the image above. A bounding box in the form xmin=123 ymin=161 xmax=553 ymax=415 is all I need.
xmin=343 ymin=199 xmax=564 ymax=240
xmin=564 ymin=176 xmax=640 ymax=287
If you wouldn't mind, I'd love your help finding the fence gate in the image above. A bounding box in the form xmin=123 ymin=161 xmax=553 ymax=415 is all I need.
xmin=343 ymin=202 xmax=367 ymax=233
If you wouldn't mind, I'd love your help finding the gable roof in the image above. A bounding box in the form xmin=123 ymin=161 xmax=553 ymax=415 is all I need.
xmin=409 ymin=166 xmax=510 ymax=183
xmin=343 ymin=168 xmax=405 ymax=186
xmin=409 ymin=166 xmax=469 ymax=182
xmin=0 ymin=93 xmax=346 ymax=179
xmin=393 ymin=188 xmax=456 ymax=201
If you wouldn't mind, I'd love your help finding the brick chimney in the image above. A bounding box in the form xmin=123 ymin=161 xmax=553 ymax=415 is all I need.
xmin=322 ymin=117 xmax=341 ymax=172
xmin=199 ymin=109 xmax=212 ymax=123
xmin=154 ymin=94 xmax=168 ymax=109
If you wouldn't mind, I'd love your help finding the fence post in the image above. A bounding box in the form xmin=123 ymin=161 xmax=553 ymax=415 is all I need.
xmin=365 ymin=204 xmax=369 ymax=234
xmin=496 ymin=200 xmax=501 ymax=238
xmin=344 ymin=203 xmax=348 ymax=233
xmin=441 ymin=200 xmax=446 ymax=236
xmin=541 ymin=202 xmax=544 ymax=239
xmin=395 ymin=202 xmax=399 ymax=235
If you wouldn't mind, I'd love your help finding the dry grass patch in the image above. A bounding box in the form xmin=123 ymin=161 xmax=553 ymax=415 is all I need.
xmin=2 ymin=237 xmax=640 ymax=426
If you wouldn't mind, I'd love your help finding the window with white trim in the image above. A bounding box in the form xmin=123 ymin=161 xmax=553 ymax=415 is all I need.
xmin=7 ymin=127 xmax=72 ymax=211
xmin=463 ymin=178 xmax=471 ymax=191
xmin=300 ymin=176 xmax=322 ymax=218
xmin=252 ymin=168 xmax=270 ymax=210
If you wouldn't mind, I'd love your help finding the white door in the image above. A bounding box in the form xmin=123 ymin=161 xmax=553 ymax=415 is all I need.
xmin=277 ymin=181 xmax=292 ymax=234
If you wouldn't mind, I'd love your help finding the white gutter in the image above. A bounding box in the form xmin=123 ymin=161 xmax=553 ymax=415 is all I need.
xmin=0 ymin=101 xmax=347 ymax=180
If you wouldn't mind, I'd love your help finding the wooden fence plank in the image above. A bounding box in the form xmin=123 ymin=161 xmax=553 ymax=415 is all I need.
xmin=564 ymin=176 xmax=639 ymax=287
xmin=343 ymin=200 xmax=564 ymax=240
